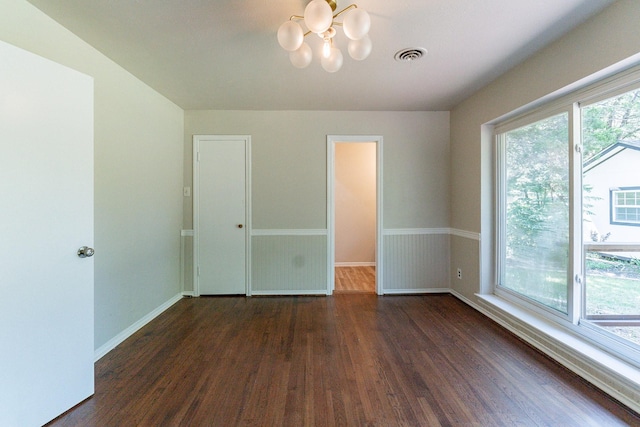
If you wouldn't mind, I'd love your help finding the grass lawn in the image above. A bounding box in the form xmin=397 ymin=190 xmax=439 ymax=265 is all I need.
xmin=504 ymin=256 xmax=640 ymax=346
xmin=504 ymin=263 xmax=568 ymax=313
xmin=585 ymin=274 xmax=640 ymax=316
xmin=585 ymin=258 xmax=640 ymax=346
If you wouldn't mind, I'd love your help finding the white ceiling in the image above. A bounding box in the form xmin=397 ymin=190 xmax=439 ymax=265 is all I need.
xmin=26 ymin=0 xmax=615 ymax=111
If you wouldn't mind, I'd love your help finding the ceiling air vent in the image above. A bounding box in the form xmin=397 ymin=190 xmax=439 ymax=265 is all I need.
xmin=394 ymin=47 xmax=427 ymax=63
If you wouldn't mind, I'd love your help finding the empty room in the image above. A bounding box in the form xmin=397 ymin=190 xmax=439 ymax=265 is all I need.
xmin=1 ymin=0 xmax=640 ymax=425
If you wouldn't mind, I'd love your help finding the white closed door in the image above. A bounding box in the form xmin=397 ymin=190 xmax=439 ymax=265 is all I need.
xmin=194 ymin=136 xmax=249 ymax=295
xmin=0 ymin=41 xmax=94 ymax=426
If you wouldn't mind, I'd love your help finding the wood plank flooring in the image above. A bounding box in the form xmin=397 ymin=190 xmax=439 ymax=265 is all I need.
xmin=48 ymin=295 xmax=639 ymax=426
xmin=334 ymin=266 xmax=375 ymax=293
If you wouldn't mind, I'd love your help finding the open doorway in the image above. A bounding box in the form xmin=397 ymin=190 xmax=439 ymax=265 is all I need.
xmin=327 ymin=136 xmax=383 ymax=295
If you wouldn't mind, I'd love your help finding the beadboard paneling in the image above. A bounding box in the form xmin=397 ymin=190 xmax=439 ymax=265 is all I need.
xmin=252 ymin=233 xmax=327 ymax=294
xmin=383 ymin=231 xmax=450 ymax=293
xmin=180 ymin=230 xmax=194 ymax=294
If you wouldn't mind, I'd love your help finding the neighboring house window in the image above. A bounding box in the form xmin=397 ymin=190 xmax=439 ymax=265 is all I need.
xmin=611 ymin=187 xmax=640 ymax=225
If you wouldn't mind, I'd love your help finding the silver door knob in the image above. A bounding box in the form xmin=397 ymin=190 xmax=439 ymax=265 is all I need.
xmin=77 ymin=246 xmax=95 ymax=258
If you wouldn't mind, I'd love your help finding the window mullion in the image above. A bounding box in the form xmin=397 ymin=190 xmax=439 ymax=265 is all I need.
xmin=495 ymin=133 xmax=507 ymax=289
xmin=570 ymin=102 xmax=583 ymax=325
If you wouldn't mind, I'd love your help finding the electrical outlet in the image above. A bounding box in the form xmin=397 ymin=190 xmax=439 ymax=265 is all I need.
xmin=457 ymin=268 xmax=462 ymax=279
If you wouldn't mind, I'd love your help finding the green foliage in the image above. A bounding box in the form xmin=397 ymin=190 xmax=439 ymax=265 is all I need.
xmin=504 ymin=88 xmax=640 ymax=261
xmin=501 ymin=87 xmax=640 ymax=346
xmin=587 ymin=253 xmax=640 ymax=278
xmin=502 ymin=88 xmax=640 ymax=317
xmin=582 ymin=183 xmax=600 ymax=219
xmin=505 ymin=113 xmax=569 ymax=261
xmin=582 ymin=88 xmax=640 ymax=159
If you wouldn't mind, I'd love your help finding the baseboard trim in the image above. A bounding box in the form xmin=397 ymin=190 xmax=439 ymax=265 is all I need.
xmin=383 ymin=288 xmax=450 ymax=295
xmin=335 ymin=262 xmax=376 ymax=267
xmin=94 ymin=293 xmax=183 ymax=362
xmin=449 ymin=289 xmax=477 ymax=307
xmin=251 ymin=290 xmax=329 ymax=296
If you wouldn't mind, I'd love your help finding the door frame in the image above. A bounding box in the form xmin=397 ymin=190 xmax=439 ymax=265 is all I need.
xmin=193 ymin=135 xmax=252 ymax=296
xmin=327 ymin=135 xmax=384 ymax=295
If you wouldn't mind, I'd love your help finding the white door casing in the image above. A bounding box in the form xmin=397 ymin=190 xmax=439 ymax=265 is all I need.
xmin=193 ymin=135 xmax=251 ymax=295
xmin=0 ymin=41 xmax=94 ymax=426
xmin=327 ymin=135 xmax=384 ymax=295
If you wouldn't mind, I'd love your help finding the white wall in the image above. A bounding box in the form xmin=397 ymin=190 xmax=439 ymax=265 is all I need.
xmin=335 ymin=142 xmax=377 ymax=265
xmin=184 ymin=110 xmax=449 ymax=229
xmin=1 ymin=0 xmax=185 ymax=349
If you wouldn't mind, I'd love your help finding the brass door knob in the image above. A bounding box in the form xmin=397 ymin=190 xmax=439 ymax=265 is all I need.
xmin=237 ymin=224 xmax=243 ymax=228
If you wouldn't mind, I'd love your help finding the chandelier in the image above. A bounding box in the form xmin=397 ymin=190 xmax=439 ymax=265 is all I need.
xmin=277 ymin=0 xmax=372 ymax=72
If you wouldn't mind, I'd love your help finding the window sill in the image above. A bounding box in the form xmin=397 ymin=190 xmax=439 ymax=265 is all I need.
xmin=473 ymin=293 xmax=640 ymax=414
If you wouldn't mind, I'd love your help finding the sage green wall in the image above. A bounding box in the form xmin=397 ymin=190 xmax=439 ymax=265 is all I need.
xmin=1 ymin=0 xmax=185 ymax=349
xmin=184 ymin=111 xmax=450 ymax=230
xmin=450 ymin=0 xmax=640 ymax=300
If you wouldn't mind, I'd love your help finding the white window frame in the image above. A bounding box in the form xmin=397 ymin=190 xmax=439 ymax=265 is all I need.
xmin=493 ymin=65 xmax=640 ymax=368
xmin=495 ymin=106 xmax=578 ymax=323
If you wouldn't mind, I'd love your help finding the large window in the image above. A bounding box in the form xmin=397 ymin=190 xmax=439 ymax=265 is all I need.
xmin=496 ymin=74 xmax=640 ymax=360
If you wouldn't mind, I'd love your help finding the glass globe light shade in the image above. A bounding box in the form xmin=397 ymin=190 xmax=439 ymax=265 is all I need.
xmin=304 ymin=0 xmax=333 ymax=34
xmin=347 ymin=35 xmax=372 ymax=60
xmin=321 ymin=47 xmax=343 ymax=72
xmin=289 ymin=42 xmax=313 ymax=68
xmin=277 ymin=21 xmax=304 ymax=51
xmin=343 ymin=8 xmax=371 ymax=40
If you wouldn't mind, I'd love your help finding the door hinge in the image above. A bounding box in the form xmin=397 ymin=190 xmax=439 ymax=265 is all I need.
xmin=196 ymin=151 xmax=200 ymax=162
xmin=197 ymin=266 xmax=200 ymax=277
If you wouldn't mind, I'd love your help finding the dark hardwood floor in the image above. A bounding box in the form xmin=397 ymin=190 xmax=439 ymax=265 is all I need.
xmin=48 ymin=295 xmax=639 ymax=426
xmin=335 ymin=266 xmax=375 ymax=293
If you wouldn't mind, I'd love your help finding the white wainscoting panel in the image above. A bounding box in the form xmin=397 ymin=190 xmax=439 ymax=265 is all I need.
xmin=252 ymin=230 xmax=328 ymax=294
xmin=383 ymin=229 xmax=450 ymax=293
xmin=181 ymin=229 xmax=194 ymax=295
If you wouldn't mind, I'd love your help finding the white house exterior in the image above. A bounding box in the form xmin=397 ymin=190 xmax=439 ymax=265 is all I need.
xmin=583 ymin=141 xmax=640 ymax=256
